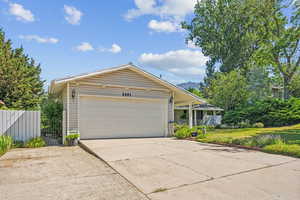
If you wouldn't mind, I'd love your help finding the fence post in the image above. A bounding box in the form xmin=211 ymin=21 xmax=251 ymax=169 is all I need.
xmin=62 ymin=110 xmax=66 ymax=144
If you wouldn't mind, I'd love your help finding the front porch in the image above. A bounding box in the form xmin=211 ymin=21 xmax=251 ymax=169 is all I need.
xmin=175 ymin=104 xmax=223 ymax=127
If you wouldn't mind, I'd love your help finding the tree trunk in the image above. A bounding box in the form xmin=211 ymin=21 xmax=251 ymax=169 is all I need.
xmin=283 ymin=77 xmax=290 ymax=100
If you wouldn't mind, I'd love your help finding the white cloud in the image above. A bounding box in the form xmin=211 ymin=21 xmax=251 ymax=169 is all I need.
xmin=99 ymin=43 xmax=122 ymax=54
xmin=125 ymin=0 xmax=196 ymax=21
xmin=75 ymin=42 xmax=94 ymax=52
xmin=9 ymin=3 xmax=35 ymax=22
xmin=109 ymin=44 xmax=122 ymax=53
xmin=187 ymin=40 xmax=199 ymax=49
xmin=148 ymin=20 xmax=178 ymax=32
xmin=138 ymin=49 xmax=208 ymax=78
xmin=64 ymin=5 xmax=83 ymax=25
xmin=19 ymin=35 xmax=59 ymax=44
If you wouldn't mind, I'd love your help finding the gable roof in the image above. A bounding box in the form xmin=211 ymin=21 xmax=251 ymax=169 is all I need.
xmin=49 ymin=63 xmax=207 ymax=105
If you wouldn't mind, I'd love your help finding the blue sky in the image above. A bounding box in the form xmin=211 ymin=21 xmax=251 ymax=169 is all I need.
xmin=0 ymin=0 xmax=209 ymax=87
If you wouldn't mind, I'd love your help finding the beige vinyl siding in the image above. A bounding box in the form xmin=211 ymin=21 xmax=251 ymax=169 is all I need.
xmin=61 ymin=68 xmax=175 ymax=136
xmin=78 ymin=85 xmax=169 ymax=99
xmin=80 ymin=69 xmax=168 ymax=90
xmin=68 ymin=83 xmax=79 ymax=134
xmin=61 ymin=83 xmax=79 ymax=135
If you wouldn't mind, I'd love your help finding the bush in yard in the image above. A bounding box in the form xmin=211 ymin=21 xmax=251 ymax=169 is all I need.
xmin=223 ymin=98 xmax=300 ymax=127
xmin=25 ymin=137 xmax=46 ymax=148
xmin=41 ymin=95 xmax=63 ymax=132
xmin=196 ymin=134 xmax=207 ymax=140
xmin=174 ymin=126 xmax=191 ymax=139
xmin=13 ymin=140 xmax=24 ymax=148
xmin=174 ymin=123 xmax=185 ymax=133
xmin=252 ymin=122 xmax=264 ymax=128
xmin=0 ymin=135 xmax=13 ymax=156
xmin=237 ymin=121 xmax=251 ymax=128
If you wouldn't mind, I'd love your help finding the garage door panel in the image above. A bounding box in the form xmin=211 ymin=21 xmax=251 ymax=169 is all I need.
xmin=79 ymin=96 xmax=167 ymax=139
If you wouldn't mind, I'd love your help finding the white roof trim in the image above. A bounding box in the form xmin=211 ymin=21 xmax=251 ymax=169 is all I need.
xmin=50 ymin=63 xmax=207 ymax=104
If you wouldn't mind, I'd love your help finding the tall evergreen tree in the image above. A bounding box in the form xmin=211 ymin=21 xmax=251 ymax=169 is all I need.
xmin=0 ymin=29 xmax=44 ymax=110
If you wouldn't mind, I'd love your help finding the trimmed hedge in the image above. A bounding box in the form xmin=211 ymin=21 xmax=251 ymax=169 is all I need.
xmin=223 ymin=98 xmax=300 ymax=127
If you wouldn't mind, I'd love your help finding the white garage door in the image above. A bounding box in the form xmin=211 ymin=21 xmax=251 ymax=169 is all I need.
xmin=79 ymin=96 xmax=168 ymax=139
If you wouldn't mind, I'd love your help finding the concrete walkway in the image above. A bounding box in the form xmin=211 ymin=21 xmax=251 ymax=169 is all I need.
xmin=0 ymin=146 xmax=147 ymax=200
xmin=81 ymin=138 xmax=300 ymax=200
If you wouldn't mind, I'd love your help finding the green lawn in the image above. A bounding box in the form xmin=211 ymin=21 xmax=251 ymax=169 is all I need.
xmin=197 ymin=124 xmax=300 ymax=158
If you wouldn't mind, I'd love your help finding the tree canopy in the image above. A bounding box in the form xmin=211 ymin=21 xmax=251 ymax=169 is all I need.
xmin=208 ymin=70 xmax=249 ymax=110
xmin=0 ymin=30 xmax=44 ymax=110
xmin=183 ymin=0 xmax=300 ymax=108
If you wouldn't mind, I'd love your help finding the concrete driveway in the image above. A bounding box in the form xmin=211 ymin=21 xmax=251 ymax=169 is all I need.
xmin=0 ymin=146 xmax=147 ymax=200
xmin=81 ymin=138 xmax=300 ymax=200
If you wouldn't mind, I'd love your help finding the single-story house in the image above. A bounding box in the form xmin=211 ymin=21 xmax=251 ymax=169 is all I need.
xmin=49 ymin=63 xmax=219 ymax=140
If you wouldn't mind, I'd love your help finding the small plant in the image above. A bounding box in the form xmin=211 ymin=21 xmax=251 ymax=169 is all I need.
xmin=252 ymin=122 xmax=264 ymax=128
xmin=65 ymin=133 xmax=80 ymax=146
xmin=66 ymin=134 xmax=80 ymax=140
xmin=25 ymin=137 xmax=46 ymax=148
xmin=13 ymin=140 xmax=24 ymax=148
xmin=196 ymin=134 xmax=207 ymax=140
xmin=174 ymin=123 xmax=185 ymax=132
xmin=0 ymin=135 xmax=13 ymax=156
xmin=174 ymin=126 xmax=191 ymax=139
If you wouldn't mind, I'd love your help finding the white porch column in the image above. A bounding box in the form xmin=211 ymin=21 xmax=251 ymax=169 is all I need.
xmin=203 ymin=110 xmax=207 ymax=124
xmin=213 ymin=110 xmax=216 ymax=125
xmin=189 ymin=103 xmax=193 ymax=128
xmin=194 ymin=110 xmax=197 ymax=126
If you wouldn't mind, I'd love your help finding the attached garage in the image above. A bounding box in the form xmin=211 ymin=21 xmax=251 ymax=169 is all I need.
xmin=79 ymin=96 xmax=168 ymax=139
xmin=50 ymin=63 xmax=206 ymax=141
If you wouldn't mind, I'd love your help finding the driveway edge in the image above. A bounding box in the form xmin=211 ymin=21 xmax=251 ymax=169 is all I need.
xmin=79 ymin=141 xmax=151 ymax=200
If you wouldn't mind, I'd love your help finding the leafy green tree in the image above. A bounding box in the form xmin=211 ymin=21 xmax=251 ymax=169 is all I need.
xmin=289 ymin=73 xmax=300 ymax=98
xmin=208 ymin=70 xmax=249 ymax=110
xmin=246 ymin=65 xmax=272 ymax=101
xmin=0 ymin=29 xmax=44 ymax=109
xmin=184 ymin=0 xmax=300 ymax=100
xmin=187 ymin=88 xmax=204 ymax=98
xmin=41 ymin=95 xmax=63 ymax=131
xmin=182 ymin=0 xmax=268 ymax=75
xmin=253 ymin=0 xmax=300 ymax=99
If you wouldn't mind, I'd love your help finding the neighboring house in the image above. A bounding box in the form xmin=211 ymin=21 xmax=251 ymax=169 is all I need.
xmin=50 ymin=63 xmax=214 ymax=140
xmin=175 ymin=104 xmax=223 ymax=126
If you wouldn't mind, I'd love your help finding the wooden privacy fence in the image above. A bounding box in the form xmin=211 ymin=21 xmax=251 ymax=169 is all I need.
xmin=0 ymin=110 xmax=40 ymax=142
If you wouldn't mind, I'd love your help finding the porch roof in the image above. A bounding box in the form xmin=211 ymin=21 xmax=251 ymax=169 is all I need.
xmin=175 ymin=103 xmax=224 ymax=111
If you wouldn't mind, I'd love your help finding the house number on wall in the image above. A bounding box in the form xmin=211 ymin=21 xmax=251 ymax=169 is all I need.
xmin=122 ymin=92 xmax=132 ymax=97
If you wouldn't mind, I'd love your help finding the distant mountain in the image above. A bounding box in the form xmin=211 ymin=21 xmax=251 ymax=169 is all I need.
xmin=177 ymin=82 xmax=200 ymax=90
